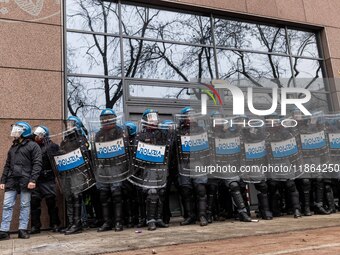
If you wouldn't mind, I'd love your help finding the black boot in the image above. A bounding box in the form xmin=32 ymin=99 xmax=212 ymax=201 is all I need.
xmin=290 ymin=191 xmax=302 ymax=218
xmin=125 ymin=198 xmax=134 ymax=228
xmin=146 ymin=197 xmax=158 ymax=231
xmin=18 ymin=229 xmax=30 ymax=239
xmin=325 ymin=186 xmax=336 ymax=213
xmin=114 ymin=203 xmax=124 ymax=232
xmin=0 ymin=231 xmax=10 ymax=241
xmin=46 ymin=196 xmax=60 ymax=230
xmin=206 ymin=194 xmax=215 ymax=224
xmin=65 ymin=196 xmax=83 ymax=235
xmin=270 ymin=191 xmax=282 ymax=217
xmin=29 ymin=226 xmax=41 ymax=234
xmin=156 ymin=192 xmax=168 ymax=228
xmin=97 ymin=191 xmax=112 ymax=232
xmin=232 ymin=190 xmax=252 ymax=222
xmin=257 ymin=193 xmax=273 ymax=220
xmin=198 ymin=196 xmax=208 ymax=226
xmin=303 ymin=191 xmax=312 ymax=216
xmin=180 ymin=188 xmax=196 ymax=226
xmin=137 ymin=191 xmax=146 ymax=228
xmin=314 ymin=184 xmax=330 ymax=215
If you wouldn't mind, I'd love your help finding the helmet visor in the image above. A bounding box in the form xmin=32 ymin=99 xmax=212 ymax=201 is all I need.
xmin=33 ymin=126 xmax=47 ymax=138
xmin=10 ymin=125 xmax=24 ymax=138
xmin=146 ymin=112 xmax=159 ymax=124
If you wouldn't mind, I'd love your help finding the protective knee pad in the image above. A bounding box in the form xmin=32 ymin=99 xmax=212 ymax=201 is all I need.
xmin=285 ymin=180 xmax=297 ymax=193
xmin=112 ymin=189 xmax=123 ymax=204
xmin=255 ymin=181 xmax=268 ymax=194
xmin=301 ymin=178 xmax=311 ymax=192
xmin=195 ymin=184 xmax=206 ymax=198
xmin=228 ymin=181 xmax=240 ymax=193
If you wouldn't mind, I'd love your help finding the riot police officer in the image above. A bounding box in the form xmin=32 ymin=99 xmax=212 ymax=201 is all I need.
xmin=30 ymin=126 xmax=60 ymax=234
xmin=176 ymin=107 xmax=209 ymax=227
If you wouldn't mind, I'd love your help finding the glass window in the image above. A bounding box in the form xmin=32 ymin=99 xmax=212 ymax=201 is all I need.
xmin=67 ymin=0 xmax=119 ymax=34
xmin=214 ymin=19 xmax=287 ymax=54
xmin=293 ymin=58 xmax=324 ymax=91
xmin=288 ymin=29 xmax=319 ymax=58
xmin=299 ymin=92 xmax=330 ymax=112
xmin=67 ymin=77 xmax=123 ymax=118
xmin=129 ymin=84 xmax=198 ymax=100
xmin=67 ymin=32 xmax=121 ymax=76
xmin=121 ymin=4 xmax=212 ymax=45
xmin=123 ymin=39 xmax=216 ymax=81
xmin=217 ymin=50 xmax=293 ymax=88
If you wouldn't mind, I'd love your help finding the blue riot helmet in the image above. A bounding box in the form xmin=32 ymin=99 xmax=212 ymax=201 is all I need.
xmin=125 ymin=121 xmax=137 ymax=136
xmin=179 ymin=107 xmax=197 ymax=127
xmin=66 ymin=115 xmax=88 ymax=136
xmin=33 ymin=125 xmax=49 ymax=144
xmin=10 ymin=121 xmax=32 ymax=139
xmin=142 ymin=108 xmax=159 ymax=126
xmin=100 ymin=108 xmax=117 ymax=129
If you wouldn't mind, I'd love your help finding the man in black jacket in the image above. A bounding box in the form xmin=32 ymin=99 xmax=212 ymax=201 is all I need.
xmin=0 ymin=121 xmax=42 ymax=240
xmin=30 ymin=125 xmax=60 ymax=234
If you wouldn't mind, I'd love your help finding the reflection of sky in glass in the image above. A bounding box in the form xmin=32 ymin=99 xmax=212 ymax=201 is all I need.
xmin=67 ymin=32 xmax=121 ymax=76
xmin=124 ymin=39 xmax=215 ymax=81
xmin=214 ymin=19 xmax=287 ymax=54
xmin=67 ymin=77 xmax=123 ymax=119
xmin=121 ymin=5 xmax=212 ymax=45
xmin=294 ymin=59 xmax=324 ymax=91
xmin=288 ymin=29 xmax=319 ymax=58
xmin=129 ymin=85 xmax=197 ymax=100
xmin=67 ymin=0 xmax=119 ymax=34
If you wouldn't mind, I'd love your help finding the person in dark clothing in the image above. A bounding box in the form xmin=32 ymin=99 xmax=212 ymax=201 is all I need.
xmin=29 ymin=125 xmax=60 ymax=234
xmin=0 ymin=121 xmax=42 ymax=240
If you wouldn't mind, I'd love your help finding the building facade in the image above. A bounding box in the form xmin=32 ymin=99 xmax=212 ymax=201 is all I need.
xmin=0 ymin=0 xmax=340 ymax=229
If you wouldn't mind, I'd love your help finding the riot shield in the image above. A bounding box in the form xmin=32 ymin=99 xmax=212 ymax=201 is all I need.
xmin=128 ymin=123 xmax=171 ymax=189
xmin=325 ymin=113 xmax=340 ymax=179
xmin=296 ymin=112 xmax=329 ymax=178
xmin=266 ymin=123 xmax=301 ymax=181
xmin=241 ymin=125 xmax=267 ymax=183
xmin=175 ymin=113 xmax=211 ymax=178
xmin=88 ymin=115 xmax=131 ymax=184
xmin=47 ymin=128 xmax=96 ymax=196
xmin=210 ymin=116 xmax=242 ymax=180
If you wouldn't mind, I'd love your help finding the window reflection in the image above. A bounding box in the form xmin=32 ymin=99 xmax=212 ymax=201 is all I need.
xmin=67 ymin=0 xmax=119 ymax=34
xmin=214 ymin=19 xmax=287 ymax=53
xmin=67 ymin=32 xmax=121 ymax=76
xmin=67 ymin=77 xmax=123 ymax=118
xmin=217 ymin=50 xmax=293 ymax=88
xmin=121 ymin=5 xmax=212 ymax=45
xmin=288 ymin=29 xmax=319 ymax=58
xmin=293 ymin=58 xmax=324 ymax=91
xmin=123 ymin=39 xmax=215 ymax=81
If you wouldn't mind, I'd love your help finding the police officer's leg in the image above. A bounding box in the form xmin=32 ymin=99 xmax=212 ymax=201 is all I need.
xmin=254 ymin=181 xmax=273 ymax=220
xmin=122 ymin=181 xmax=135 ymax=228
xmin=313 ymin=178 xmax=330 ymax=215
xmin=227 ymin=180 xmax=251 ymax=222
xmin=206 ymin=180 xmax=218 ymax=224
xmin=324 ymin=179 xmax=336 ymax=213
xmin=146 ymin=188 xmax=158 ymax=231
xmin=40 ymin=180 xmax=60 ymax=231
xmin=97 ymin=184 xmax=112 ymax=232
xmin=299 ymin=178 xmax=312 ymax=216
xmin=136 ymin=187 xmax=147 ymax=228
xmin=112 ymin=183 xmax=124 ymax=231
xmin=285 ymin=180 xmax=301 ymax=218
xmin=179 ymin=176 xmax=195 ymax=226
xmin=30 ymin=187 xmax=42 ymax=234
xmin=156 ymin=188 xmax=168 ymax=228
xmin=268 ymin=180 xmax=282 ymax=217
xmin=60 ymin=192 xmax=74 ymax=233
xmin=65 ymin=193 xmax=83 ymax=235
xmin=194 ymin=177 xmax=208 ymax=227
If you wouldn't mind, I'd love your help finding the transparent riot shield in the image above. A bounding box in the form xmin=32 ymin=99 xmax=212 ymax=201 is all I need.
xmin=128 ymin=123 xmax=171 ymax=189
xmin=241 ymin=125 xmax=267 ymax=183
xmin=325 ymin=113 xmax=340 ymax=179
xmin=210 ymin=116 xmax=242 ymax=180
xmin=266 ymin=123 xmax=301 ymax=181
xmin=88 ymin=115 xmax=131 ymax=184
xmin=296 ymin=112 xmax=329 ymax=178
xmin=47 ymin=128 xmax=96 ymax=196
xmin=175 ymin=113 xmax=211 ymax=178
